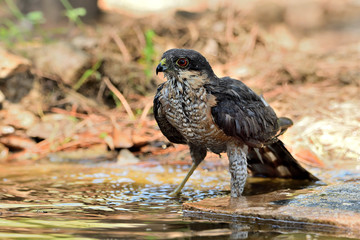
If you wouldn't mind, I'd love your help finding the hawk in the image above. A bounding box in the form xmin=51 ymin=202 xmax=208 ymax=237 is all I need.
xmin=154 ymin=49 xmax=317 ymax=197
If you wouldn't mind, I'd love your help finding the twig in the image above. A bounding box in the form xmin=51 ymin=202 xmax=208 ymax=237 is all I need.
xmin=243 ymin=25 xmax=258 ymax=57
xmin=134 ymin=24 xmax=146 ymax=48
xmin=110 ymin=31 xmax=131 ymax=63
xmin=103 ymin=77 xmax=135 ymax=119
xmin=139 ymin=100 xmax=153 ymax=123
xmin=97 ymin=80 xmax=106 ymax=102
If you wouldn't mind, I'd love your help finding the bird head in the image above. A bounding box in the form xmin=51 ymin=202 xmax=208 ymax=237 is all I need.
xmin=156 ymin=49 xmax=215 ymax=84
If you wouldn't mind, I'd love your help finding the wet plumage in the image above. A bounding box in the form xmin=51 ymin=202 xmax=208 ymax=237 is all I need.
xmin=154 ymin=48 xmax=317 ymax=197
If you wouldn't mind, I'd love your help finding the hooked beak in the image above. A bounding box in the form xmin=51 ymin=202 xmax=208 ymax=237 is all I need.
xmin=156 ymin=58 xmax=167 ymax=75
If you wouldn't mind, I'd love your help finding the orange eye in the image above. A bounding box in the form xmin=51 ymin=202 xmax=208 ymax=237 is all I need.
xmin=176 ymin=58 xmax=189 ymax=67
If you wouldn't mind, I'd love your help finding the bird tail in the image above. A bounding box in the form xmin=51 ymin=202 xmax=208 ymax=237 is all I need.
xmin=247 ymin=140 xmax=318 ymax=181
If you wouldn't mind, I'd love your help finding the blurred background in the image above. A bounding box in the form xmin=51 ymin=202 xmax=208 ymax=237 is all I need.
xmin=0 ymin=1 xmax=360 ymax=239
xmin=0 ymin=0 xmax=359 ymax=173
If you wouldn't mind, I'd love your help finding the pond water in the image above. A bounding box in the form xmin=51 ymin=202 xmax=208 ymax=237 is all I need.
xmin=0 ymin=162 xmax=357 ymax=239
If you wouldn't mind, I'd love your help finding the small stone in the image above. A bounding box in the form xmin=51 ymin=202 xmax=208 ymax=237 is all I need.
xmin=0 ymin=134 xmax=36 ymax=150
xmin=26 ymin=113 xmax=76 ymax=139
xmin=0 ymin=143 xmax=9 ymax=161
xmin=48 ymin=143 xmax=110 ymax=162
xmin=1 ymin=104 xmax=38 ymax=130
xmin=0 ymin=47 xmax=31 ymax=79
xmin=117 ymin=149 xmax=140 ymax=166
xmin=29 ymin=42 xmax=91 ymax=85
xmin=0 ymin=90 xmax=4 ymax=103
xmin=0 ymin=125 xmax=15 ymax=135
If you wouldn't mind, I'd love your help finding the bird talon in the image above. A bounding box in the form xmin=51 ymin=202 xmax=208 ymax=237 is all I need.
xmin=168 ymin=191 xmax=180 ymax=197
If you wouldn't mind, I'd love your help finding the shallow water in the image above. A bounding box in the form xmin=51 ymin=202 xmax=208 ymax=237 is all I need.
xmin=0 ymin=162 xmax=358 ymax=239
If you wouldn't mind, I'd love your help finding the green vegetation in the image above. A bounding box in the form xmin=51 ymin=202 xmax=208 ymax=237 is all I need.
xmin=111 ymin=92 xmax=122 ymax=108
xmin=0 ymin=0 xmax=45 ymax=45
xmin=73 ymin=60 xmax=102 ymax=91
xmin=60 ymin=0 xmax=87 ymax=26
xmin=99 ymin=132 xmax=108 ymax=139
xmin=0 ymin=0 xmax=88 ymax=45
xmin=141 ymin=29 xmax=157 ymax=79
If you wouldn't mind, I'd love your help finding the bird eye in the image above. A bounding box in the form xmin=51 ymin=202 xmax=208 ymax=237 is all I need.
xmin=176 ymin=58 xmax=189 ymax=68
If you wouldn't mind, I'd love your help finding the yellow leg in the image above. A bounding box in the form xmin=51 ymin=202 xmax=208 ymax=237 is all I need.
xmin=169 ymin=162 xmax=199 ymax=196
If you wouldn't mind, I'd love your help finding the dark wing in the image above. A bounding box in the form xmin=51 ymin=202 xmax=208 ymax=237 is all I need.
xmin=206 ymin=77 xmax=318 ymax=181
xmin=205 ymin=77 xmax=279 ymax=147
xmin=153 ymin=83 xmax=187 ymax=144
xmin=247 ymin=140 xmax=319 ymax=180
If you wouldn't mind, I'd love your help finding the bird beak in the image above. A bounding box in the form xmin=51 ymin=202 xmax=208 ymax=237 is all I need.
xmin=156 ymin=58 xmax=167 ymax=75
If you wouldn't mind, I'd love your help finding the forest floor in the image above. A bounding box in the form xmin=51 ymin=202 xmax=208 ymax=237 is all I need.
xmin=0 ymin=0 xmax=359 ymax=172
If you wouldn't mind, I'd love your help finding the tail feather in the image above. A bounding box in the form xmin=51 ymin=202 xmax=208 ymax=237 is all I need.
xmin=247 ymin=140 xmax=318 ymax=181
